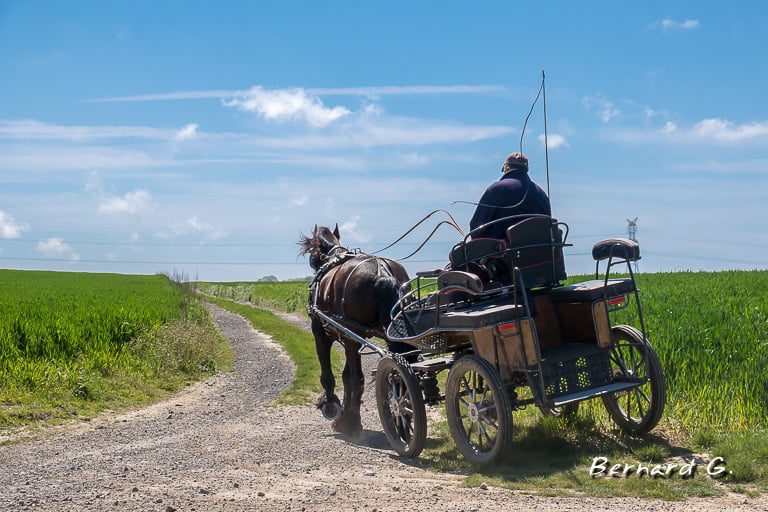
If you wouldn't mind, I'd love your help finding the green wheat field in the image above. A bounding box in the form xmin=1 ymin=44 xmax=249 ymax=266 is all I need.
xmin=0 ymin=270 xmax=231 ymax=426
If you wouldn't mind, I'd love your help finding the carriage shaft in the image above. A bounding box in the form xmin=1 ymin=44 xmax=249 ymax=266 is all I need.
xmin=308 ymin=306 xmax=388 ymax=357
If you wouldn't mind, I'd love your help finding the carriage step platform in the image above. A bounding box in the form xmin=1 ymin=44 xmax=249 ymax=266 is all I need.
xmin=550 ymin=380 xmax=642 ymax=407
xmin=410 ymin=355 xmax=455 ymax=373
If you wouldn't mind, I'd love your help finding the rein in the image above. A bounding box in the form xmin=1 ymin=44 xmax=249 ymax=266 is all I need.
xmin=371 ymin=209 xmax=465 ymax=261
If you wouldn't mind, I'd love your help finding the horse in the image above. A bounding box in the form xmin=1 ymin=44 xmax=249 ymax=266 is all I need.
xmin=298 ymin=224 xmax=410 ymax=436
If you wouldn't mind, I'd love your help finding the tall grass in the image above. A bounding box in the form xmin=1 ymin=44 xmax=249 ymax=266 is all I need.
xmin=0 ymin=270 xmax=232 ymax=426
xmin=603 ymin=271 xmax=768 ymax=433
xmin=197 ymin=281 xmax=308 ymax=313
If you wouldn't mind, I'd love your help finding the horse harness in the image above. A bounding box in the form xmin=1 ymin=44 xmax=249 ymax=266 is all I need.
xmin=308 ymin=245 xmax=390 ymax=338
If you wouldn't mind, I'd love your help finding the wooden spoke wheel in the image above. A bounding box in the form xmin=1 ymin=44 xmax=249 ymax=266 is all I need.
xmin=375 ymin=355 xmax=427 ymax=458
xmin=445 ymin=355 xmax=513 ymax=464
xmin=602 ymin=325 xmax=666 ymax=433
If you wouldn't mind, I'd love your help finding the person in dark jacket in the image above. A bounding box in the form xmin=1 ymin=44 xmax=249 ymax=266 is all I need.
xmin=469 ymin=152 xmax=551 ymax=239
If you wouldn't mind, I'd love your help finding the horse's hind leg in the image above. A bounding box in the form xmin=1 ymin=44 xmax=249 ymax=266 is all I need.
xmin=311 ymin=317 xmax=340 ymax=419
xmin=333 ymin=342 xmax=364 ymax=436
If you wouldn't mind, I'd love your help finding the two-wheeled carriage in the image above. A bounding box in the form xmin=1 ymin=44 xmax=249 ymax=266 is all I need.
xmin=308 ymin=214 xmax=666 ymax=463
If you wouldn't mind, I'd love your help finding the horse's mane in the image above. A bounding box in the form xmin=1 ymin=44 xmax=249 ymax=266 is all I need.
xmin=297 ymin=232 xmax=316 ymax=257
xmin=298 ymin=226 xmax=342 ymax=273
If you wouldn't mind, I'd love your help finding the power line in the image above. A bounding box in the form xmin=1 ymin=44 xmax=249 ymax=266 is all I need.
xmin=0 ymin=256 xmax=448 ymax=266
xmin=0 ymin=238 xmax=454 ymax=249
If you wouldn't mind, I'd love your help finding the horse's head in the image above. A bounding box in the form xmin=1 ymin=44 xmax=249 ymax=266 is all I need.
xmin=298 ymin=224 xmax=342 ymax=271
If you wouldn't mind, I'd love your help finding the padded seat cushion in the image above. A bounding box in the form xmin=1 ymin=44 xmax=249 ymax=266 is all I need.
xmin=437 ymin=270 xmax=483 ymax=294
xmin=548 ymin=278 xmax=636 ymax=303
xmin=592 ymin=238 xmax=640 ymax=262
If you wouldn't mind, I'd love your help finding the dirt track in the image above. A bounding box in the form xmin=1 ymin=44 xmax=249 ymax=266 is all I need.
xmin=0 ymin=304 xmax=765 ymax=511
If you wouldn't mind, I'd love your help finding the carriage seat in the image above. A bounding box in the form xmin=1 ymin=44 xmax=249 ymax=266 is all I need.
xmin=547 ymin=278 xmax=636 ymax=303
xmin=438 ymin=300 xmax=524 ymax=329
xmin=505 ymin=216 xmax=567 ymax=289
xmin=436 ymin=270 xmax=483 ymax=294
xmin=449 ymin=238 xmax=507 ymax=269
xmin=592 ymin=238 xmax=640 ymax=262
xmin=448 ymin=238 xmax=507 ymax=284
xmin=392 ymin=270 xmax=523 ymax=337
xmin=434 ymin=270 xmax=524 ymax=327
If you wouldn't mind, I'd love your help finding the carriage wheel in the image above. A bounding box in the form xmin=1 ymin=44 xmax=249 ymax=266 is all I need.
xmin=375 ymin=355 xmax=427 ymax=458
xmin=601 ymin=325 xmax=666 ymax=433
xmin=445 ymin=355 xmax=513 ymax=464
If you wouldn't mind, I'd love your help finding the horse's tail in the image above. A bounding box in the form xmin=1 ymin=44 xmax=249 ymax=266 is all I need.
xmin=371 ymin=258 xmax=409 ymax=347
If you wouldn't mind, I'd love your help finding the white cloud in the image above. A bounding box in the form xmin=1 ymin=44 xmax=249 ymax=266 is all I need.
xmin=171 ymin=215 xmax=227 ymax=240
xmin=694 ymin=118 xmax=768 ymax=142
xmin=175 ymin=123 xmax=198 ymax=141
xmin=0 ymin=119 xmax=171 ymax=140
xmin=601 ymin=117 xmax=768 ymax=146
xmin=90 ymin=85 xmax=506 ymax=103
xmin=290 ymin=195 xmax=308 ymax=207
xmin=662 ymin=121 xmax=677 ymax=134
xmin=538 ymin=133 xmax=569 ymax=149
xmin=400 ymin=152 xmax=429 ymax=166
xmin=345 ymin=113 xmax=512 ymax=146
xmin=583 ymin=95 xmax=620 ymax=122
xmin=307 ymin=85 xmax=506 ymax=98
xmin=0 ymin=146 xmax=174 ymax=172
xmin=663 ymin=19 xmax=700 ymax=30
xmin=339 ymin=216 xmax=372 ymax=244
xmin=36 ymin=238 xmax=79 ymax=261
xmin=647 ymin=19 xmax=700 ymax=31
xmin=0 ymin=211 xmax=29 ymax=238
xmin=222 ymin=86 xmax=350 ymax=128
xmin=99 ymin=189 xmax=153 ymax=215
xmin=644 ymin=106 xmax=671 ymax=120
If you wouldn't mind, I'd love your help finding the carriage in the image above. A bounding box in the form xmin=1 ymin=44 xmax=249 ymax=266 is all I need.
xmin=307 ymin=214 xmax=666 ymax=464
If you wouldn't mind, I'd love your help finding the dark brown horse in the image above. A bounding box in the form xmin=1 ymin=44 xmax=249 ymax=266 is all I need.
xmin=299 ymin=224 xmax=410 ymax=435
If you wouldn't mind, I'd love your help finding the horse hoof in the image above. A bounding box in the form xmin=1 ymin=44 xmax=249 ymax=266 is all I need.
xmin=332 ymin=412 xmax=363 ymax=436
xmin=321 ymin=401 xmax=341 ymax=420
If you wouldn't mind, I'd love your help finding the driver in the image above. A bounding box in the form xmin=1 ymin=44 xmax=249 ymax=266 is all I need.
xmin=469 ymin=152 xmax=551 ymax=239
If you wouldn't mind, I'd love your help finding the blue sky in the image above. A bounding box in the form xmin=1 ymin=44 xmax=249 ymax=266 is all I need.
xmin=1 ymin=1 xmax=766 ymax=281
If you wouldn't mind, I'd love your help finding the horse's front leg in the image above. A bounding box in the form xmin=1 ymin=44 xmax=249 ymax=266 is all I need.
xmin=311 ymin=317 xmax=341 ymax=420
xmin=332 ymin=341 xmax=364 ymax=436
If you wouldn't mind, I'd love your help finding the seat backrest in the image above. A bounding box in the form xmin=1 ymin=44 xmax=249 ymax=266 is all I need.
xmin=506 ymin=216 xmax=567 ymax=289
xmin=449 ymin=238 xmax=506 ymax=270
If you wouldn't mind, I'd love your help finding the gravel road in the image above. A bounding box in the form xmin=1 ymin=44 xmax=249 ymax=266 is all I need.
xmin=0 ymin=303 xmax=765 ymax=511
